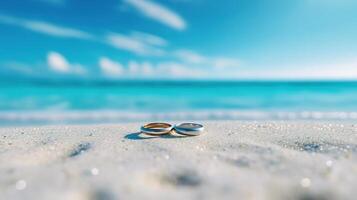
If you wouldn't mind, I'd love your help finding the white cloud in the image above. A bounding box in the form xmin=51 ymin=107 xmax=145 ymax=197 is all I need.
xmin=174 ymin=50 xmax=207 ymax=64
xmin=174 ymin=49 xmax=240 ymax=68
xmin=131 ymin=31 xmax=168 ymax=46
xmin=156 ymin=61 xmax=201 ymax=77
xmin=106 ymin=32 xmax=165 ymax=56
xmin=47 ymin=52 xmax=70 ymax=73
xmin=24 ymin=21 xmax=93 ymax=39
xmin=47 ymin=51 xmax=86 ymax=74
xmin=106 ymin=33 xmax=147 ymax=55
xmin=99 ymin=57 xmax=124 ymax=76
xmin=100 ymin=59 xmax=205 ymax=78
xmin=100 ymin=58 xmax=357 ymax=80
xmin=128 ymin=60 xmax=140 ymax=73
xmin=127 ymin=60 xmax=155 ymax=75
xmin=213 ymin=58 xmax=240 ymax=68
xmin=141 ymin=61 xmax=154 ymax=75
xmin=0 ymin=15 xmax=93 ymax=39
xmin=0 ymin=15 xmax=172 ymax=57
xmin=124 ymin=0 xmax=186 ymax=31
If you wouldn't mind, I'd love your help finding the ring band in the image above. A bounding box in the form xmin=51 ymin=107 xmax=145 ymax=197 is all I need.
xmin=174 ymin=123 xmax=204 ymax=136
xmin=140 ymin=122 xmax=173 ymax=136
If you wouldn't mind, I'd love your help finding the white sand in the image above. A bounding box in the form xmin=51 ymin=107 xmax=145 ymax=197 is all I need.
xmin=0 ymin=121 xmax=356 ymax=200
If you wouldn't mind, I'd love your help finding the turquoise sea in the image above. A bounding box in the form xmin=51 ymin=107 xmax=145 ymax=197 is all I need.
xmin=1 ymin=81 xmax=357 ymax=125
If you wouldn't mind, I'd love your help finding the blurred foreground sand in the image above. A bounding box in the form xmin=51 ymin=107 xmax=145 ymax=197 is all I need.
xmin=0 ymin=121 xmax=356 ymax=200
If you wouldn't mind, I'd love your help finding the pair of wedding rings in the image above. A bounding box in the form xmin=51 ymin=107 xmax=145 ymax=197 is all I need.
xmin=140 ymin=122 xmax=204 ymax=136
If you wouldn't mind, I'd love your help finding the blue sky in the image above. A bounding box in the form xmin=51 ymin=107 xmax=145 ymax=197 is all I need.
xmin=0 ymin=0 xmax=357 ymax=80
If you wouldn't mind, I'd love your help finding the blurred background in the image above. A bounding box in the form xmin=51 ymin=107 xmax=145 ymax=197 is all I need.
xmin=1 ymin=0 xmax=357 ymax=125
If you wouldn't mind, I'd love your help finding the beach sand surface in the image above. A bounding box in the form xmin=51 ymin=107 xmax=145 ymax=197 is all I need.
xmin=0 ymin=121 xmax=356 ymax=200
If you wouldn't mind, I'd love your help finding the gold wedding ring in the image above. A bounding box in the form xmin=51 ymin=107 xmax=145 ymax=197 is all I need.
xmin=140 ymin=122 xmax=173 ymax=136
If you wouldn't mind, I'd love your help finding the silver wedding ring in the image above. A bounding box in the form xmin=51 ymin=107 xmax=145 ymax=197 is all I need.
xmin=174 ymin=123 xmax=204 ymax=136
xmin=140 ymin=122 xmax=173 ymax=136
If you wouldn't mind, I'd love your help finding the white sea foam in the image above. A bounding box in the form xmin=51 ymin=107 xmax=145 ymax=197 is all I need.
xmin=1 ymin=110 xmax=357 ymax=125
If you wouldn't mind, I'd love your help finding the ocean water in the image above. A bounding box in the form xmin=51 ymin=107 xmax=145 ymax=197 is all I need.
xmin=1 ymin=81 xmax=357 ymax=125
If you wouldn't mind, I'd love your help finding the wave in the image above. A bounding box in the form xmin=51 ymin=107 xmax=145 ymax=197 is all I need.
xmin=1 ymin=110 xmax=357 ymax=126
